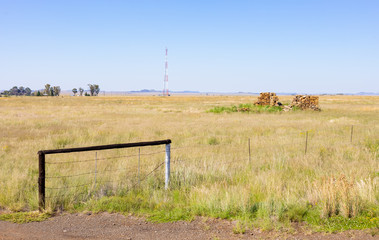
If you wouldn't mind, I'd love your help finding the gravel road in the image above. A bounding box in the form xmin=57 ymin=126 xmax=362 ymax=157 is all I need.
xmin=0 ymin=212 xmax=377 ymax=240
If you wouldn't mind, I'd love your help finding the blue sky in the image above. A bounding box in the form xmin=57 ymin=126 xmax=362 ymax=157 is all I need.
xmin=0 ymin=0 xmax=378 ymax=93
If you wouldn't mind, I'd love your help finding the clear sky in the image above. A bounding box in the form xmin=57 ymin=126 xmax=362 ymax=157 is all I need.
xmin=0 ymin=0 xmax=378 ymax=93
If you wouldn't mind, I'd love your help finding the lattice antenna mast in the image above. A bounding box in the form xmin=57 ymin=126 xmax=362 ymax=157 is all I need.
xmin=163 ymin=48 xmax=169 ymax=96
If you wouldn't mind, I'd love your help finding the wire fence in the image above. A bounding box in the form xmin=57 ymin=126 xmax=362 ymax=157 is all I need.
xmin=41 ymin=125 xmax=376 ymax=209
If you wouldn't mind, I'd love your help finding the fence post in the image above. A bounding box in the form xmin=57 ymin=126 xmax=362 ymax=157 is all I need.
xmin=350 ymin=125 xmax=354 ymax=143
xmin=305 ymin=131 xmax=308 ymax=154
xmin=38 ymin=152 xmax=45 ymax=212
xmin=165 ymin=143 xmax=171 ymax=189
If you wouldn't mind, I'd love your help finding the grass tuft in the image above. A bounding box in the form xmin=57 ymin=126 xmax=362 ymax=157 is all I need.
xmin=0 ymin=212 xmax=50 ymax=224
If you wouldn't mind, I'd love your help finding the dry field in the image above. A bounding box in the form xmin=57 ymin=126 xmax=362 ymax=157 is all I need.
xmin=0 ymin=95 xmax=378 ymax=231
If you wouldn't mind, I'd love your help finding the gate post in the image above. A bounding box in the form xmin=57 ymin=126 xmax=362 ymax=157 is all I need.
xmin=165 ymin=143 xmax=171 ymax=189
xmin=38 ymin=151 xmax=46 ymax=211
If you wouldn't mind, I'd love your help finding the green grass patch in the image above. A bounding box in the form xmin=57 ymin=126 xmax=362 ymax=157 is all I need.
xmin=75 ymin=192 xmax=153 ymax=213
xmin=306 ymin=215 xmax=379 ymax=232
xmin=73 ymin=190 xmax=379 ymax=232
xmin=365 ymin=138 xmax=379 ymax=153
xmin=0 ymin=212 xmax=50 ymax=223
xmin=208 ymin=103 xmax=282 ymax=113
xmin=207 ymin=137 xmax=219 ymax=145
xmin=148 ymin=208 xmax=193 ymax=223
xmin=75 ymin=190 xmax=193 ymax=223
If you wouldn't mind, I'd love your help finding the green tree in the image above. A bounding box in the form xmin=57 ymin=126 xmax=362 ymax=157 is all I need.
xmin=25 ymin=87 xmax=32 ymax=96
xmin=88 ymin=84 xmax=100 ymax=96
xmin=88 ymin=84 xmax=95 ymax=96
xmin=72 ymin=88 xmax=78 ymax=96
xmin=44 ymin=84 xmax=51 ymax=96
xmin=94 ymin=84 xmax=100 ymax=96
xmin=10 ymin=86 xmax=19 ymax=95
xmin=79 ymin=88 xmax=84 ymax=96
xmin=53 ymin=86 xmax=61 ymax=96
xmin=18 ymin=86 xmax=25 ymax=95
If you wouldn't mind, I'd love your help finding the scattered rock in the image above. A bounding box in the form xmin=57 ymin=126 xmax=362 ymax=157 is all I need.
xmin=283 ymin=105 xmax=292 ymax=112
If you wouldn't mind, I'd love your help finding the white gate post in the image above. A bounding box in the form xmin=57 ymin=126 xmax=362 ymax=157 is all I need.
xmin=165 ymin=143 xmax=171 ymax=189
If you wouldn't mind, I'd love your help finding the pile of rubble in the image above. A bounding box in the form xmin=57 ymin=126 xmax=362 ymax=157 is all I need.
xmin=254 ymin=92 xmax=321 ymax=111
xmin=291 ymin=95 xmax=320 ymax=111
xmin=254 ymin=92 xmax=279 ymax=106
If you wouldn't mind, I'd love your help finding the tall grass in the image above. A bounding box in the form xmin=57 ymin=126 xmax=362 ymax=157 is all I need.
xmin=0 ymin=95 xmax=378 ymax=230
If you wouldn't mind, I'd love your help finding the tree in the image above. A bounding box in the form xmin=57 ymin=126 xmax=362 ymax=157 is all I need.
xmin=2 ymin=86 xmax=33 ymax=96
xmin=72 ymin=88 xmax=78 ymax=96
xmin=44 ymin=84 xmax=51 ymax=96
xmin=79 ymin=88 xmax=84 ymax=96
xmin=94 ymin=84 xmax=100 ymax=96
xmin=25 ymin=87 xmax=32 ymax=96
xmin=18 ymin=86 xmax=25 ymax=95
xmin=10 ymin=86 xmax=19 ymax=95
xmin=53 ymin=86 xmax=61 ymax=96
xmin=88 ymin=84 xmax=95 ymax=96
xmin=88 ymin=84 xmax=100 ymax=96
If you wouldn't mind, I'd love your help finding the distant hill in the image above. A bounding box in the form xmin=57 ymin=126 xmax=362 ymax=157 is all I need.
xmin=3 ymin=89 xmax=379 ymax=96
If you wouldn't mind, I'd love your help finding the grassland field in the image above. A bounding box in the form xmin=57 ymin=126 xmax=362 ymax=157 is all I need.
xmin=0 ymin=95 xmax=378 ymax=232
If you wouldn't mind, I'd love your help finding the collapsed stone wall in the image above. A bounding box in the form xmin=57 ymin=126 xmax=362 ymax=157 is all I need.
xmin=292 ymin=95 xmax=320 ymax=111
xmin=254 ymin=92 xmax=279 ymax=106
xmin=254 ymin=93 xmax=321 ymax=111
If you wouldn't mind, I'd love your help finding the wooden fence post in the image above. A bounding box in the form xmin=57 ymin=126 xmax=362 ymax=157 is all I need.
xmin=38 ymin=152 xmax=45 ymax=212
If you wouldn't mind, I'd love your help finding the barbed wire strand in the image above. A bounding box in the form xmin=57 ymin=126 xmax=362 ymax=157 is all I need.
xmin=45 ymin=191 xmax=88 ymax=200
xmin=45 ymin=171 xmax=95 ymax=179
xmin=46 ymin=182 xmax=92 ymax=190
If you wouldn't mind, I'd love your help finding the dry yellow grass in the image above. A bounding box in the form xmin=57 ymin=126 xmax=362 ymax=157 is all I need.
xmin=0 ymin=95 xmax=377 ymax=224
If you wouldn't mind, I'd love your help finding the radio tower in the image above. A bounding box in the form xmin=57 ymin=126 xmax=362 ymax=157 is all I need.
xmin=163 ymin=48 xmax=169 ymax=96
